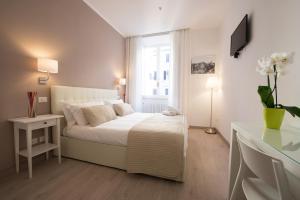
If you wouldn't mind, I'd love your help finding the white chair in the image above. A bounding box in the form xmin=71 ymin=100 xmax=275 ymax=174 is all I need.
xmin=234 ymin=134 xmax=294 ymax=200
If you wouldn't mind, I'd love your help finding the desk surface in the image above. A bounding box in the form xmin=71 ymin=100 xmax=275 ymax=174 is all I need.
xmin=232 ymin=122 xmax=300 ymax=165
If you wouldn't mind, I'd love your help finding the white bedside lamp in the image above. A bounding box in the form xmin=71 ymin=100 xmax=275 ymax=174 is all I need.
xmin=37 ymin=58 xmax=58 ymax=84
xmin=205 ymin=76 xmax=219 ymax=134
xmin=119 ymin=78 xmax=126 ymax=86
xmin=118 ymin=78 xmax=126 ymax=102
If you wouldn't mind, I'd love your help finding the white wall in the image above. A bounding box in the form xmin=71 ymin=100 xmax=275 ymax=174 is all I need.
xmin=188 ymin=28 xmax=220 ymax=127
xmin=217 ymin=0 xmax=300 ymax=141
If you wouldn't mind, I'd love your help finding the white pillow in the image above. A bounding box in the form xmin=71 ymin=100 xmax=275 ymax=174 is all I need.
xmin=113 ymin=103 xmax=135 ymax=116
xmin=68 ymin=101 xmax=104 ymax=126
xmin=82 ymin=105 xmax=117 ymax=127
xmin=162 ymin=110 xmax=177 ymax=116
xmin=61 ymin=103 xmax=76 ymax=128
xmin=68 ymin=105 xmax=88 ymax=126
xmin=167 ymin=106 xmax=181 ymax=115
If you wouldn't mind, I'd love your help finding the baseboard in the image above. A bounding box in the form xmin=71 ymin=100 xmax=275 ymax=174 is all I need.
xmin=189 ymin=125 xmax=230 ymax=147
xmin=189 ymin=125 xmax=207 ymax=129
xmin=215 ymin=128 xmax=230 ymax=147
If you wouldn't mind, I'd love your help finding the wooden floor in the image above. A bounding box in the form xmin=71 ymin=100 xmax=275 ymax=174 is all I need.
xmin=0 ymin=129 xmax=229 ymax=200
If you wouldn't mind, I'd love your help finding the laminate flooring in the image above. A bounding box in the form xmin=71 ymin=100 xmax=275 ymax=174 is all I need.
xmin=0 ymin=128 xmax=229 ymax=200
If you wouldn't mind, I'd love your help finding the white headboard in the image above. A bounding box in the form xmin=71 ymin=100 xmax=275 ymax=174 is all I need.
xmin=51 ymin=85 xmax=119 ymax=114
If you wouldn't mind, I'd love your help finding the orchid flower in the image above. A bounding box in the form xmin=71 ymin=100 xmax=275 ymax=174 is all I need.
xmin=256 ymin=56 xmax=273 ymax=76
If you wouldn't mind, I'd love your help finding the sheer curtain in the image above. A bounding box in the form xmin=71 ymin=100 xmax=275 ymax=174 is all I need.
xmin=169 ymin=29 xmax=191 ymax=116
xmin=125 ymin=37 xmax=143 ymax=111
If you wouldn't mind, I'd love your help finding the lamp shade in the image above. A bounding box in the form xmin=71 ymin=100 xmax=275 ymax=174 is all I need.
xmin=119 ymin=78 xmax=126 ymax=86
xmin=37 ymin=58 xmax=58 ymax=74
xmin=206 ymin=77 xmax=219 ymax=89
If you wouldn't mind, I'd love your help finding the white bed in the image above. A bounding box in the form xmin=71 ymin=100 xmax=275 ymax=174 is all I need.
xmin=63 ymin=112 xmax=154 ymax=146
xmin=51 ymin=85 xmax=187 ymax=180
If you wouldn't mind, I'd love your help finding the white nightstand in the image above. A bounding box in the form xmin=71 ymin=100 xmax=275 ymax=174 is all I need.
xmin=9 ymin=114 xmax=64 ymax=179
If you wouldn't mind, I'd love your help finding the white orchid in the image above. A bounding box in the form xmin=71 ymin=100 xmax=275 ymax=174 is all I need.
xmin=256 ymin=56 xmax=273 ymax=76
xmin=257 ymin=52 xmax=293 ymax=76
xmin=272 ymin=52 xmax=293 ymax=69
xmin=271 ymin=52 xmax=291 ymax=66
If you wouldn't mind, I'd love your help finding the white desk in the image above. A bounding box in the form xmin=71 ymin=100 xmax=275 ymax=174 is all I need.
xmin=228 ymin=122 xmax=300 ymax=200
xmin=9 ymin=114 xmax=64 ymax=179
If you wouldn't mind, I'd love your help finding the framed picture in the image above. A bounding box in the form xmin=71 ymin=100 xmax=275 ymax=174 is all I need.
xmin=191 ymin=55 xmax=216 ymax=74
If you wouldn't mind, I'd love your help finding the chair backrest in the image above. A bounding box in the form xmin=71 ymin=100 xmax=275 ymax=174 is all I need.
xmin=237 ymin=134 xmax=286 ymax=190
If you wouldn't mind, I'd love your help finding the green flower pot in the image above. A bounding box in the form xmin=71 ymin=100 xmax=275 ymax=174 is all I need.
xmin=263 ymin=108 xmax=285 ymax=130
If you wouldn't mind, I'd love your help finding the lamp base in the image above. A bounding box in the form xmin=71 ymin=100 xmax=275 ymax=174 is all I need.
xmin=205 ymin=127 xmax=217 ymax=134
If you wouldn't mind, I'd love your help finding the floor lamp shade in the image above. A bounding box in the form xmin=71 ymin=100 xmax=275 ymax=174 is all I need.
xmin=206 ymin=77 xmax=219 ymax=89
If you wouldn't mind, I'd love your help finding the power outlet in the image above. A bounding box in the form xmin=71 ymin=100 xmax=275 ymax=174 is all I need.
xmin=32 ymin=136 xmax=45 ymax=145
xmin=32 ymin=138 xmax=38 ymax=145
xmin=40 ymin=136 xmax=45 ymax=142
xmin=38 ymin=97 xmax=48 ymax=103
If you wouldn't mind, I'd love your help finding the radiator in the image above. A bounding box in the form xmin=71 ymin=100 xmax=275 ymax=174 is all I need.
xmin=142 ymin=96 xmax=168 ymax=113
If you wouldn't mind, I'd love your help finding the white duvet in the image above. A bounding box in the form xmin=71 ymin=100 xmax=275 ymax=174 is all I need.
xmin=63 ymin=112 xmax=154 ymax=146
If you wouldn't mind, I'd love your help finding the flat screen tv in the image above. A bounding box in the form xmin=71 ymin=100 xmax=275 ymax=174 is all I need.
xmin=230 ymin=14 xmax=249 ymax=58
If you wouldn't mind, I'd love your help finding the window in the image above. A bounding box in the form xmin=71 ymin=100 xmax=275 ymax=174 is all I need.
xmin=163 ymin=70 xmax=169 ymax=80
xmin=166 ymin=54 xmax=170 ymax=63
xmin=153 ymin=89 xmax=157 ymax=95
xmin=165 ymin=88 xmax=169 ymax=95
xmin=142 ymin=36 xmax=171 ymax=96
xmin=153 ymin=71 xmax=157 ymax=80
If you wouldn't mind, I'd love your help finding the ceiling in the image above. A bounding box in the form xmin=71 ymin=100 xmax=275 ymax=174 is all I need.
xmin=83 ymin=0 xmax=228 ymax=37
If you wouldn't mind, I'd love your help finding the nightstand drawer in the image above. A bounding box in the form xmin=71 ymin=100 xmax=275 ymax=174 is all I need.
xmin=31 ymin=119 xmax=56 ymax=129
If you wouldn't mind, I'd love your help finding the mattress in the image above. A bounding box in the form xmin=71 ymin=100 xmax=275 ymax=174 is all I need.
xmin=63 ymin=112 xmax=154 ymax=146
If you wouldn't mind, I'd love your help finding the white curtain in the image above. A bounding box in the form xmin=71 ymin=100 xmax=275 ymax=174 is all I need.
xmin=125 ymin=37 xmax=143 ymax=111
xmin=169 ymin=29 xmax=191 ymax=116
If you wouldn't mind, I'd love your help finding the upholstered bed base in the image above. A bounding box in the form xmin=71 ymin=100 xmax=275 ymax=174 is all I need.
xmin=60 ymin=136 xmax=127 ymax=170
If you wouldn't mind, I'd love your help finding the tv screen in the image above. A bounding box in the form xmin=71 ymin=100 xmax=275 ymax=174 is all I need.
xmin=230 ymin=15 xmax=249 ymax=58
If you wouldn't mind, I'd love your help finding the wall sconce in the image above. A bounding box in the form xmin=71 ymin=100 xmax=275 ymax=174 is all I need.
xmin=37 ymin=58 xmax=58 ymax=84
xmin=118 ymin=78 xmax=126 ymax=102
xmin=119 ymin=78 xmax=126 ymax=86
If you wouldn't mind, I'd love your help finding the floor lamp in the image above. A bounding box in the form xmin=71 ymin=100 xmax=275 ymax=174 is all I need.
xmin=205 ymin=77 xmax=218 ymax=134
